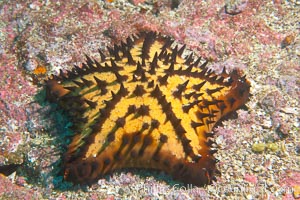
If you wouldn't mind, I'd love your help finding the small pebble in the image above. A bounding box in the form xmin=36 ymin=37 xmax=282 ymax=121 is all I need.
xmin=295 ymin=144 xmax=300 ymax=155
xmin=24 ymin=58 xmax=38 ymax=71
xmin=29 ymin=3 xmax=41 ymax=10
xmin=118 ymin=188 xmax=125 ymax=195
xmin=246 ymin=194 xmax=254 ymax=200
xmin=262 ymin=119 xmax=272 ymax=129
xmin=252 ymin=143 xmax=266 ymax=153
xmin=225 ymin=0 xmax=248 ymax=15
xmin=266 ymin=143 xmax=279 ymax=152
xmin=281 ymin=34 xmax=295 ymax=49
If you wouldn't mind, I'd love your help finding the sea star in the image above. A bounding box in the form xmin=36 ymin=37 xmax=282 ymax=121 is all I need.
xmin=46 ymin=31 xmax=250 ymax=186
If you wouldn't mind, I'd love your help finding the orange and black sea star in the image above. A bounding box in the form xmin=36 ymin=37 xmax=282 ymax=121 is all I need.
xmin=46 ymin=31 xmax=250 ymax=186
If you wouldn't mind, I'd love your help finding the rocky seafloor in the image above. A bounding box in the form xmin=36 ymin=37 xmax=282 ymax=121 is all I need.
xmin=0 ymin=0 xmax=299 ymax=199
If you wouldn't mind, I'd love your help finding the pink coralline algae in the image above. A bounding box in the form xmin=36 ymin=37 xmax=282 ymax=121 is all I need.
xmin=214 ymin=126 xmax=237 ymax=147
xmin=0 ymin=53 xmax=37 ymax=165
xmin=244 ymin=174 xmax=258 ymax=184
xmin=0 ymin=175 xmax=40 ymax=199
xmin=130 ymin=0 xmax=146 ymax=5
xmin=280 ymin=171 xmax=300 ymax=188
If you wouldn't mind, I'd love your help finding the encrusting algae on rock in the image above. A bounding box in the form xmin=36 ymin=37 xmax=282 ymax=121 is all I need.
xmin=45 ymin=31 xmax=250 ymax=186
